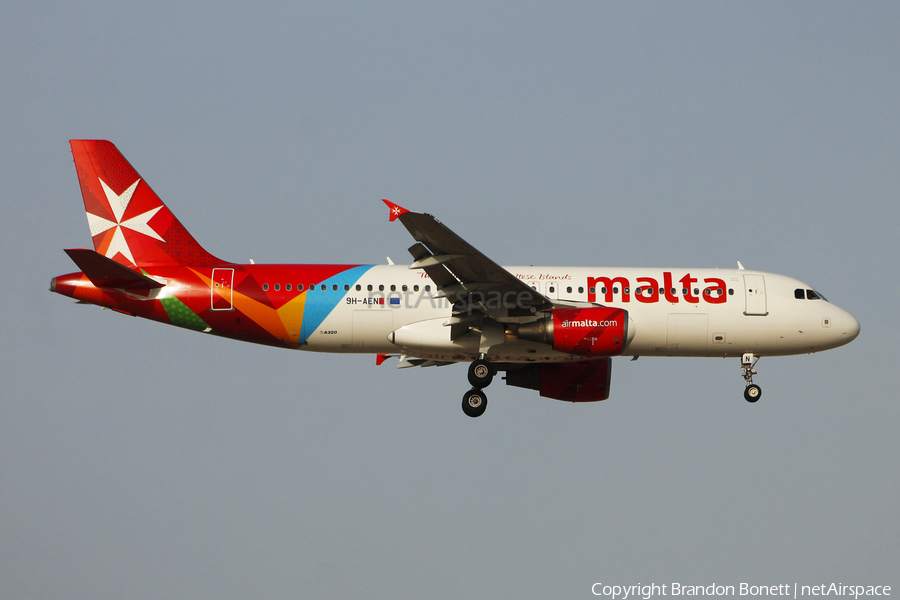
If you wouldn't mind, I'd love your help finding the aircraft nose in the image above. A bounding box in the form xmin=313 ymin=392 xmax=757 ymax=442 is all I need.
xmin=841 ymin=311 xmax=860 ymax=342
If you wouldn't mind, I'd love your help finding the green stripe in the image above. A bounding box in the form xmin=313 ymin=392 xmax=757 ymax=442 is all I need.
xmin=160 ymin=296 xmax=211 ymax=332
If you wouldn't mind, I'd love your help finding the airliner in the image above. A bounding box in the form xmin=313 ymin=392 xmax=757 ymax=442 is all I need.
xmin=52 ymin=140 xmax=860 ymax=417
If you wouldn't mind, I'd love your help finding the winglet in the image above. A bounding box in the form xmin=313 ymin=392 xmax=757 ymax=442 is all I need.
xmin=376 ymin=353 xmax=393 ymax=366
xmin=382 ymin=199 xmax=410 ymax=222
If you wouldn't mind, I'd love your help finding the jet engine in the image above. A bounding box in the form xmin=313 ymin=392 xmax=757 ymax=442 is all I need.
xmin=517 ymin=306 xmax=631 ymax=356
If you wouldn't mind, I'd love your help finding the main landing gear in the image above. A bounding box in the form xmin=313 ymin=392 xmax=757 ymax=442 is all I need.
xmin=462 ymin=357 xmax=494 ymax=417
xmin=741 ymin=353 xmax=762 ymax=403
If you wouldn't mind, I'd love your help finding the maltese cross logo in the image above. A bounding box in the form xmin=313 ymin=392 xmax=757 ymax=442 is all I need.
xmin=383 ymin=199 xmax=409 ymax=222
xmin=85 ymin=178 xmax=165 ymax=265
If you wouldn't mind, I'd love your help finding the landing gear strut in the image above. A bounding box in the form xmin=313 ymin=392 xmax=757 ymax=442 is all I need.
xmin=741 ymin=353 xmax=762 ymax=403
xmin=462 ymin=356 xmax=494 ymax=417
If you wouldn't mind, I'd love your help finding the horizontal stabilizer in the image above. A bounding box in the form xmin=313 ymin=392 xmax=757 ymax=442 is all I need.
xmin=64 ymin=248 xmax=165 ymax=291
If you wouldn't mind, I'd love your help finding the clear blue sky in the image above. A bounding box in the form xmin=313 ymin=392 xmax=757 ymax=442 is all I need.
xmin=1 ymin=2 xmax=897 ymax=598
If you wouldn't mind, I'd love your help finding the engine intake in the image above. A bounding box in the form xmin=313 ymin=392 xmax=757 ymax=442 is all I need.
xmin=518 ymin=306 xmax=629 ymax=356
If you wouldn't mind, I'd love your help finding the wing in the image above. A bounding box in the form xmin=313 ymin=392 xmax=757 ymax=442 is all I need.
xmin=383 ymin=200 xmax=552 ymax=340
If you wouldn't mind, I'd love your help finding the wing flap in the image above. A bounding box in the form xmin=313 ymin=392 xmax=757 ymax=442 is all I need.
xmin=396 ymin=354 xmax=456 ymax=369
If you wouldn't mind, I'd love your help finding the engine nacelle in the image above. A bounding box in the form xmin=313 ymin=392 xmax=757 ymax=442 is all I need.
xmin=518 ymin=306 xmax=630 ymax=356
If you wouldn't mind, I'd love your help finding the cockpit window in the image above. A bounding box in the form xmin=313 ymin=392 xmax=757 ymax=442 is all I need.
xmin=794 ymin=288 xmax=805 ymax=299
xmin=806 ymin=289 xmax=821 ymax=300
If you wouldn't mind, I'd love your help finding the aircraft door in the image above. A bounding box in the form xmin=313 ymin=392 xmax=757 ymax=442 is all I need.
xmin=211 ymin=268 xmax=234 ymax=311
xmin=743 ymin=274 xmax=768 ymax=316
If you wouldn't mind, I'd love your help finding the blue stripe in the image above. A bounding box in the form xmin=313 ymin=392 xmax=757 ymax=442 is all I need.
xmin=299 ymin=265 xmax=374 ymax=343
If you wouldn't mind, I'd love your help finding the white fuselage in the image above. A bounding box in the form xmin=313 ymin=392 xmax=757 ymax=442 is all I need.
xmin=301 ymin=266 xmax=860 ymax=362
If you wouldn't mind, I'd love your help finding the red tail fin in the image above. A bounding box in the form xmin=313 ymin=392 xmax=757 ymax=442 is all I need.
xmin=70 ymin=140 xmax=224 ymax=267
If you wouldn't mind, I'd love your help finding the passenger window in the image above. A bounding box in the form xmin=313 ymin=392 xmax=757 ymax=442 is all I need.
xmin=332 ymin=284 xmax=338 ymax=291
xmin=795 ymin=288 xmax=805 ymax=299
xmin=624 ymin=288 xmax=630 ymax=294
xmin=355 ymin=284 xmax=361 ymax=291
xmin=590 ymin=287 xmax=596 ymax=294
xmin=578 ymin=286 xmax=584 ymax=294
xmin=566 ymin=286 xmax=572 ymax=293
xmin=274 ymin=284 xmax=280 ymax=291
xmin=321 ymin=284 xmax=326 ymax=291
xmin=693 ymin=288 xmax=699 ymax=295
xmin=601 ymin=287 xmax=607 ymax=294
xmin=286 ymin=284 xmax=292 ymax=291
xmin=367 ymin=284 xmax=373 ymax=291
xmin=262 ymin=284 xmax=269 ymax=291
xmin=549 ymin=285 xmax=555 ymax=293
xmin=414 ymin=285 xmax=419 ymax=292
xmin=379 ymin=285 xmax=384 ymax=292
xmin=298 ymin=284 xmax=304 ymax=291
xmin=344 ymin=284 xmax=350 ymax=291
xmin=728 ymin=288 xmax=734 ymax=295
xmin=390 ymin=285 xmax=396 ymax=292
xmin=425 ymin=285 xmax=431 ymax=292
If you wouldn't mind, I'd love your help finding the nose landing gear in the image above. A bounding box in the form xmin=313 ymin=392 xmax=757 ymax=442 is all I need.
xmin=741 ymin=353 xmax=762 ymax=403
xmin=462 ymin=356 xmax=495 ymax=417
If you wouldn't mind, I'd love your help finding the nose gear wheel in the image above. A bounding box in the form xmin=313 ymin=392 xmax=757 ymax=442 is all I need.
xmin=741 ymin=353 xmax=762 ymax=403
